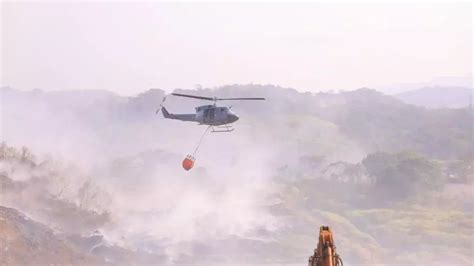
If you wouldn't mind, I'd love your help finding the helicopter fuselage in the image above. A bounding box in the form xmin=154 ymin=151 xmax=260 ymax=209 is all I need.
xmin=196 ymin=105 xmax=239 ymax=125
xmin=161 ymin=105 xmax=239 ymax=126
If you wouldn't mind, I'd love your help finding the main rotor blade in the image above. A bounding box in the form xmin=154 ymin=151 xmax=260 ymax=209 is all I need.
xmin=172 ymin=93 xmax=265 ymax=101
xmin=216 ymin=97 xmax=266 ymax=101
xmin=171 ymin=93 xmax=214 ymax=101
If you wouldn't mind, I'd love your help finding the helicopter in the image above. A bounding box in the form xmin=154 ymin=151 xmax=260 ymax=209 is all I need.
xmin=156 ymin=93 xmax=265 ymax=132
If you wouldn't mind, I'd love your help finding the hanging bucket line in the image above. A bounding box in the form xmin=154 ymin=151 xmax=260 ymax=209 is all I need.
xmin=192 ymin=125 xmax=212 ymax=157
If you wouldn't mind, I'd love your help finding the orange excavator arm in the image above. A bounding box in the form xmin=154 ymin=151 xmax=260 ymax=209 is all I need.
xmin=308 ymin=226 xmax=343 ymax=266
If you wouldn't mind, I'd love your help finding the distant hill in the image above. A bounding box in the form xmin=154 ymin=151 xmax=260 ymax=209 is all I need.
xmin=2 ymin=85 xmax=472 ymax=160
xmin=394 ymin=87 xmax=472 ymax=109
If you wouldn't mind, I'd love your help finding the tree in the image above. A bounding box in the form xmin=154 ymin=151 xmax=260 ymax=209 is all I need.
xmin=362 ymin=151 xmax=443 ymax=201
xmin=20 ymin=146 xmax=36 ymax=165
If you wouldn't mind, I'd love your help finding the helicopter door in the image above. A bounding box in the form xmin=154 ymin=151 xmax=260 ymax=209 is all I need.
xmin=203 ymin=108 xmax=215 ymax=123
xmin=209 ymin=108 xmax=215 ymax=120
xmin=203 ymin=109 xmax=209 ymax=123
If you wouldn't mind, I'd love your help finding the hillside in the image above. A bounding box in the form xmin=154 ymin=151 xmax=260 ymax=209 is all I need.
xmin=1 ymin=85 xmax=473 ymax=265
xmin=395 ymin=87 xmax=472 ymax=109
xmin=0 ymin=206 xmax=99 ymax=265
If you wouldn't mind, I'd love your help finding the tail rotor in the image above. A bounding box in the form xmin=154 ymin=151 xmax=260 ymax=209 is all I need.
xmin=155 ymin=96 xmax=167 ymax=114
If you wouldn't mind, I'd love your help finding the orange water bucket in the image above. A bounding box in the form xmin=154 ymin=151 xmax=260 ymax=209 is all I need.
xmin=182 ymin=155 xmax=195 ymax=171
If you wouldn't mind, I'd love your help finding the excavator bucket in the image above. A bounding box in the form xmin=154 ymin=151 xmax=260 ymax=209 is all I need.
xmin=308 ymin=226 xmax=343 ymax=266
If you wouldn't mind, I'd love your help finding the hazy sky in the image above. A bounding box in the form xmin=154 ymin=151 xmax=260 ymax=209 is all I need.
xmin=1 ymin=2 xmax=472 ymax=95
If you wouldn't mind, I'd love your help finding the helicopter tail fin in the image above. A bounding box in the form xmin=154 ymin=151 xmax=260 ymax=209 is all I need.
xmin=161 ymin=107 xmax=171 ymax=118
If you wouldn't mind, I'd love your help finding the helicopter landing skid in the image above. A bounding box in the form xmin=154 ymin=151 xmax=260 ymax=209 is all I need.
xmin=211 ymin=125 xmax=234 ymax=133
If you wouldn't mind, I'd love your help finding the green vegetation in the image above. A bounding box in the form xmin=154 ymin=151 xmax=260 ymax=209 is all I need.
xmin=362 ymin=151 xmax=444 ymax=201
xmin=317 ymin=89 xmax=473 ymax=160
xmin=348 ymin=206 xmax=473 ymax=265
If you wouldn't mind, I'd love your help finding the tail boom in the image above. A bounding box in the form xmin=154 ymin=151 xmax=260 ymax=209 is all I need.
xmin=161 ymin=107 xmax=196 ymax=122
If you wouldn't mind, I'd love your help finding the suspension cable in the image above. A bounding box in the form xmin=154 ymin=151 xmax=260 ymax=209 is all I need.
xmin=192 ymin=126 xmax=211 ymax=157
